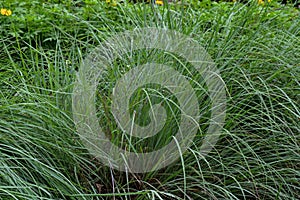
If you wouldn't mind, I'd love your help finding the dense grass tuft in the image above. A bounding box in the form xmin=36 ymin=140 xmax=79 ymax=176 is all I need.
xmin=1 ymin=0 xmax=299 ymax=199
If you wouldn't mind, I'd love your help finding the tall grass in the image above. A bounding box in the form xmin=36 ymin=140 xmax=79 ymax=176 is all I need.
xmin=0 ymin=1 xmax=299 ymax=199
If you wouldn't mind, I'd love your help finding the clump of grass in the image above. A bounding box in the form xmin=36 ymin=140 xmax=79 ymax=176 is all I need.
xmin=0 ymin=1 xmax=299 ymax=199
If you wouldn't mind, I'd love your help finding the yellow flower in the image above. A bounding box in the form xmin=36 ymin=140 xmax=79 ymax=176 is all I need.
xmin=6 ymin=10 xmax=12 ymax=16
xmin=155 ymin=0 xmax=164 ymax=5
xmin=267 ymin=0 xmax=271 ymax=2
xmin=1 ymin=8 xmax=12 ymax=16
xmin=0 ymin=8 xmax=5 ymax=15
xmin=106 ymin=0 xmax=117 ymax=6
xmin=258 ymin=0 xmax=264 ymax=4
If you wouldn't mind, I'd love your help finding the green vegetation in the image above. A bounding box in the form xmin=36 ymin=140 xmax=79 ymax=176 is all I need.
xmin=0 ymin=0 xmax=299 ymax=199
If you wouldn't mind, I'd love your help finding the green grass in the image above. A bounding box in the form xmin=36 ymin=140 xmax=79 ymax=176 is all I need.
xmin=0 ymin=0 xmax=299 ymax=199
